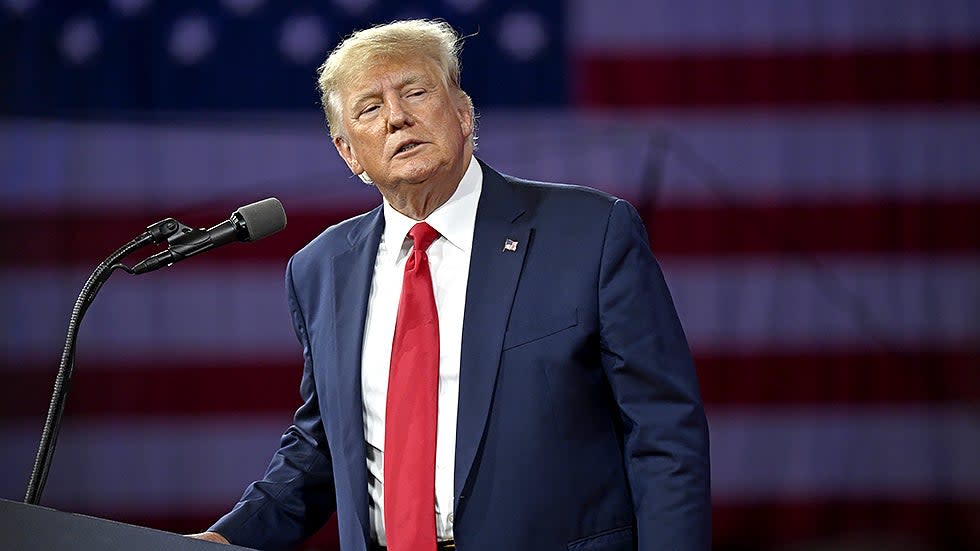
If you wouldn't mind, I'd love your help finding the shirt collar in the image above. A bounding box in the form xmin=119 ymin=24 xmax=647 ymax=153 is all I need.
xmin=381 ymin=155 xmax=482 ymax=259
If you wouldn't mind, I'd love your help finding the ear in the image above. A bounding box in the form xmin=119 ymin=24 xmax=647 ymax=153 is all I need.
xmin=334 ymin=136 xmax=364 ymax=175
xmin=456 ymin=93 xmax=474 ymax=139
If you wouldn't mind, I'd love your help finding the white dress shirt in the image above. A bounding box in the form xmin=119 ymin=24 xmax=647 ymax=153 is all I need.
xmin=361 ymin=155 xmax=482 ymax=546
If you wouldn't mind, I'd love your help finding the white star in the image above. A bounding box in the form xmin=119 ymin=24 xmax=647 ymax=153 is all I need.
xmin=280 ymin=14 xmax=328 ymax=65
xmin=170 ymin=15 xmax=215 ymax=65
xmin=497 ymin=11 xmax=548 ymax=62
xmin=109 ymin=0 xmax=152 ymax=17
xmin=332 ymin=0 xmax=375 ymax=17
xmin=221 ymin=0 xmax=265 ymax=17
xmin=443 ymin=0 xmax=485 ymax=14
xmin=60 ymin=17 xmax=101 ymax=65
xmin=2 ymin=0 xmax=38 ymax=17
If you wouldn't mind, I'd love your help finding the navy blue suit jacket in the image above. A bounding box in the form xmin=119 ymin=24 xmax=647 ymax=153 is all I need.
xmin=211 ymin=160 xmax=711 ymax=551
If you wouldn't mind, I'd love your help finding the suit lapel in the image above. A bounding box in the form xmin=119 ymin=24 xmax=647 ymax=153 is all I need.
xmin=325 ymin=166 xmax=531 ymax=530
xmin=454 ymin=162 xmax=531 ymax=513
xmin=330 ymin=206 xmax=384 ymax=547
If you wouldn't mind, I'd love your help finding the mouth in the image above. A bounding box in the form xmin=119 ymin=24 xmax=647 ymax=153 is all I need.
xmin=393 ymin=141 xmax=425 ymax=158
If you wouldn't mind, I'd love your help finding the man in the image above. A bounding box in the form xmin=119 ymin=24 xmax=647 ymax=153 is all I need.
xmin=191 ymin=19 xmax=710 ymax=551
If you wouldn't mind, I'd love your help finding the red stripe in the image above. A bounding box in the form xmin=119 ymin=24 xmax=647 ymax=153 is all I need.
xmin=575 ymin=46 xmax=980 ymax=107
xmin=45 ymin=501 xmax=980 ymax=550
xmin=712 ymin=500 xmax=980 ymax=549
xmin=2 ymin=198 xmax=977 ymax=266
xmin=2 ymin=348 xmax=976 ymax=418
xmin=696 ymin=348 xmax=980 ymax=405
xmin=0 ymin=204 xmax=367 ymax=269
xmin=0 ymin=359 xmax=304 ymax=420
xmin=641 ymin=198 xmax=980 ymax=256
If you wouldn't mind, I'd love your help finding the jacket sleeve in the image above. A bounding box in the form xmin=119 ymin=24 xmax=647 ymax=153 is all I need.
xmin=597 ymin=199 xmax=712 ymax=551
xmin=208 ymin=257 xmax=337 ymax=550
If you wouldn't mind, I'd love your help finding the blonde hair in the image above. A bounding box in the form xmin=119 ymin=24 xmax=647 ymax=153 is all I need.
xmin=316 ymin=19 xmax=472 ymax=139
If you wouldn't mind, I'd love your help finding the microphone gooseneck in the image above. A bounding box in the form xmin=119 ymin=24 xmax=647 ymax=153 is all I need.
xmin=25 ymin=233 xmax=154 ymax=504
xmin=25 ymin=197 xmax=286 ymax=505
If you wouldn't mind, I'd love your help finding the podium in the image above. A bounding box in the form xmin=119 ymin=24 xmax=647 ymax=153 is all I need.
xmin=0 ymin=499 xmax=257 ymax=550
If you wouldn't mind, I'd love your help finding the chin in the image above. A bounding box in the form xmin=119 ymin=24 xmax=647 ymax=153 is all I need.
xmin=391 ymin=159 xmax=443 ymax=184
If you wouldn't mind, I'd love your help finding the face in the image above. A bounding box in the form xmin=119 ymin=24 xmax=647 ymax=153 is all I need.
xmin=332 ymin=55 xmax=474 ymax=203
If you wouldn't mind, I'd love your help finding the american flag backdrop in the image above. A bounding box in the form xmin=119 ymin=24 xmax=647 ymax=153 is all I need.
xmin=1 ymin=1 xmax=978 ymax=550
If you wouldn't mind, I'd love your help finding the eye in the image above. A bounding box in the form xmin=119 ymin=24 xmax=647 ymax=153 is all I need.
xmin=358 ymin=104 xmax=380 ymax=117
xmin=406 ymin=89 xmax=426 ymax=98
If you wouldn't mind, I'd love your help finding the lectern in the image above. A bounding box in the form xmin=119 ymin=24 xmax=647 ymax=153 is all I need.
xmin=0 ymin=499 xmax=257 ymax=550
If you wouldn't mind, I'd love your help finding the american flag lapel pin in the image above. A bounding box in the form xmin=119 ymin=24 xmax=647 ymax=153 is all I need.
xmin=503 ymin=238 xmax=519 ymax=252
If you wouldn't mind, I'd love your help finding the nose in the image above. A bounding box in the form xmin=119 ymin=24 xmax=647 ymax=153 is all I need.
xmin=384 ymin=96 xmax=413 ymax=132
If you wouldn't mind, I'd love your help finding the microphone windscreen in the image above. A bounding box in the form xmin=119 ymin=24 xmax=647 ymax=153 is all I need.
xmin=236 ymin=198 xmax=287 ymax=241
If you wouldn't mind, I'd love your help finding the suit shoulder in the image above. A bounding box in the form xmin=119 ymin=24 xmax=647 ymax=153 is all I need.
xmin=501 ymin=173 xmax=624 ymax=217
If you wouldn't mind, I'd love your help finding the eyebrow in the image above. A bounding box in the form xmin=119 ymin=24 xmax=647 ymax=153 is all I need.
xmin=348 ymin=73 xmax=429 ymax=112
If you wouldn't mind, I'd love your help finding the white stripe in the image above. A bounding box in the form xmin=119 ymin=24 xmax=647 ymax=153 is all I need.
xmin=660 ymin=256 xmax=980 ymax=353
xmin=2 ymin=113 xmax=979 ymax=210
xmin=2 ymin=257 xmax=976 ymax=366
xmin=1 ymin=407 xmax=976 ymax=510
xmin=0 ymin=417 xmax=287 ymax=513
xmin=0 ymin=117 xmax=377 ymax=211
xmin=0 ymin=266 xmax=294 ymax=366
xmin=570 ymin=0 xmax=980 ymax=52
xmin=709 ymin=405 xmax=980 ymax=500
xmin=479 ymin=112 xmax=980 ymax=203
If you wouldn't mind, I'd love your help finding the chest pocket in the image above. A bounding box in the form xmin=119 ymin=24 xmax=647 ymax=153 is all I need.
xmin=502 ymin=307 xmax=578 ymax=350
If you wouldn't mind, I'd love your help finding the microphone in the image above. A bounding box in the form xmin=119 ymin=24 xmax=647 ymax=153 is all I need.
xmin=132 ymin=197 xmax=286 ymax=274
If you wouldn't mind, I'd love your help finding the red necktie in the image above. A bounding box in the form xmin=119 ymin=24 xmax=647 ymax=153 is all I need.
xmin=384 ymin=222 xmax=440 ymax=551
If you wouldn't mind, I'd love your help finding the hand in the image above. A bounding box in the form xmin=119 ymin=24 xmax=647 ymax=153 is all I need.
xmin=186 ymin=531 xmax=230 ymax=544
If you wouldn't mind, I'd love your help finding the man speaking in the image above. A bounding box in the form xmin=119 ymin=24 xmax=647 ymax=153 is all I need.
xmin=191 ymin=19 xmax=710 ymax=551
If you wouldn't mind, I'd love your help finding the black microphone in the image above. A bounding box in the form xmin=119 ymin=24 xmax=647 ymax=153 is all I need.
xmin=132 ymin=197 xmax=286 ymax=274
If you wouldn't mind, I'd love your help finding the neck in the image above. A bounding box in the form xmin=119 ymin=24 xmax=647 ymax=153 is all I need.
xmin=385 ymin=151 xmax=472 ymax=220
xmin=387 ymin=182 xmax=458 ymax=220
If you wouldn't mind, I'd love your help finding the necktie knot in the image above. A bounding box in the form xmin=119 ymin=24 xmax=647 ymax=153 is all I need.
xmin=409 ymin=222 xmax=440 ymax=252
